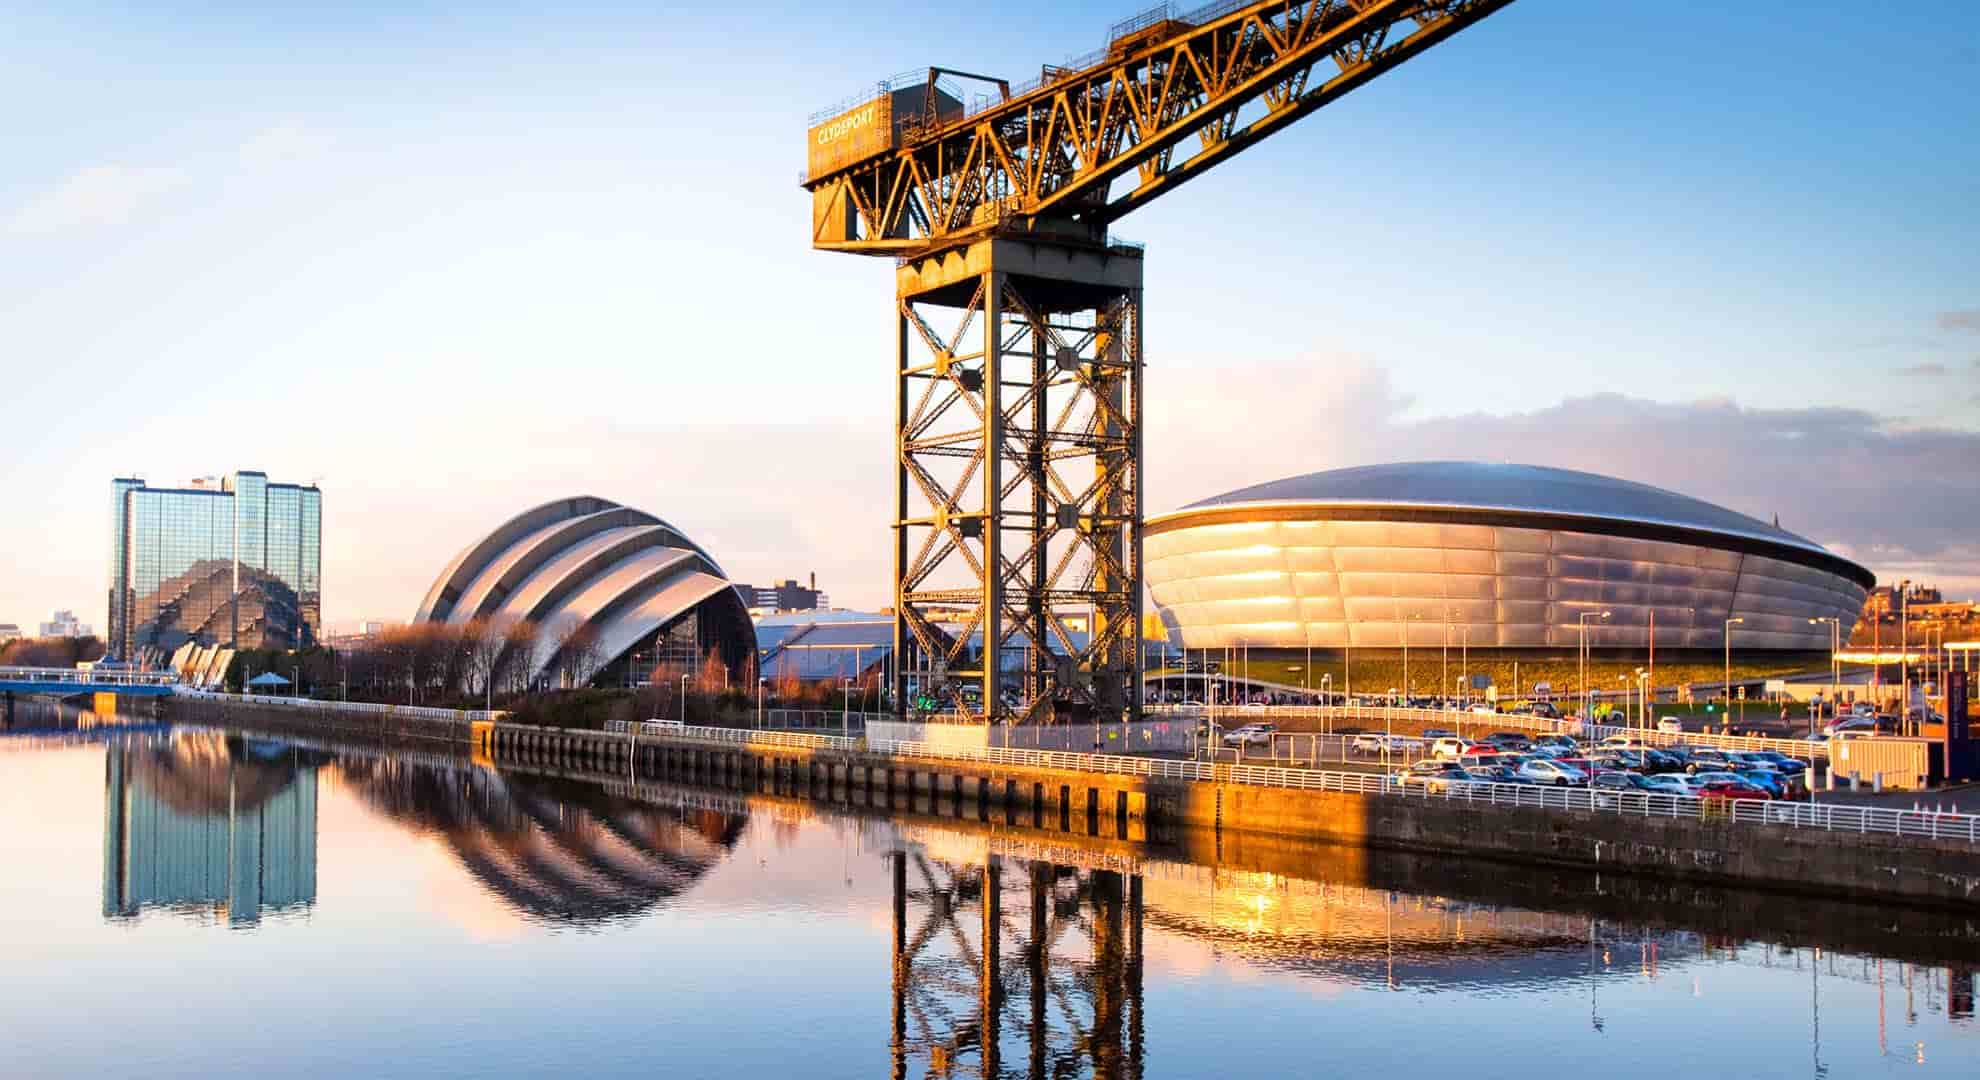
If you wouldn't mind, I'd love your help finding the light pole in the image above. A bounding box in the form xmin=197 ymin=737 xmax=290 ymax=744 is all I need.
xmin=1441 ymin=607 xmax=1452 ymax=709
xmin=1810 ymin=617 xmax=1840 ymax=736
xmin=756 ymin=676 xmax=766 ymax=729
xmin=1898 ymin=579 xmax=1910 ymax=722
xmin=1578 ymin=611 xmax=1611 ymax=720
xmin=680 ymin=672 xmax=690 ymax=724
xmin=841 ymin=677 xmax=854 ymax=737
xmin=1400 ymin=613 xmax=1426 ymax=705
xmin=1723 ymin=616 xmax=1744 ymax=718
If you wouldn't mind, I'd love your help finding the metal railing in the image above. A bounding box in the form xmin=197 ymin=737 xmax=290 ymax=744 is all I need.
xmin=1147 ymin=703 xmax=1834 ymax=759
xmin=173 ymin=689 xmax=507 ymax=723
xmin=625 ymin=719 xmax=1979 ymax=844
xmin=0 ymin=666 xmax=181 ymax=688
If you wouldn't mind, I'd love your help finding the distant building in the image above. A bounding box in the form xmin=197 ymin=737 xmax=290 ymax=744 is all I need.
xmin=39 ymin=610 xmax=92 ymax=638
xmin=108 ymin=471 xmax=322 ymax=660
xmin=0 ymin=623 xmax=20 ymax=644
xmin=734 ymin=575 xmax=828 ymax=614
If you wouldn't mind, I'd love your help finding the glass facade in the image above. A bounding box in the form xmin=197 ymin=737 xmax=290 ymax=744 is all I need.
xmin=109 ymin=471 xmax=323 ymax=659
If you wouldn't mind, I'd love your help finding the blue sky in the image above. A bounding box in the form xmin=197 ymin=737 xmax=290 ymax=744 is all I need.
xmin=2 ymin=0 xmax=1976 ymax=629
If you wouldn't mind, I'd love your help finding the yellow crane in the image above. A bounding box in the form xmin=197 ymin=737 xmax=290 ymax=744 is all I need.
xmin=802 ymin=0 xmax=1516 ymax=723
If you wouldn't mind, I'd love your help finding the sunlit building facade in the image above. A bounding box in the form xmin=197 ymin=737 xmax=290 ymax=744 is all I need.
xmin=1146 ymin=462 xmax=1874 ymax=653
xmin=108 ymin=471 xmax=323 ymax=660
xmin=413 ymin=496 xmax=755 ymax=686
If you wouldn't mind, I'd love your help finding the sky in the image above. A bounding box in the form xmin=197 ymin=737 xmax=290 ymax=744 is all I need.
xmin=2 ymin=0 xmax=1977 ymax=633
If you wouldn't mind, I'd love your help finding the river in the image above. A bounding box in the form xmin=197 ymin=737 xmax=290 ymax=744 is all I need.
xmin=2 ymin=701 xmax=1975 ymax=1078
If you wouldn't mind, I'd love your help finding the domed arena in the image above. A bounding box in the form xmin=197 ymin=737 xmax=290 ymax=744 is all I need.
xmin=1145 ymin=462 xmax=1872 ymax=653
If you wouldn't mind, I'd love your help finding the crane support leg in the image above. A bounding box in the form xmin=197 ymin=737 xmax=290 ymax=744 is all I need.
xmin=892 ymin=236 xmax=1144 ymax=725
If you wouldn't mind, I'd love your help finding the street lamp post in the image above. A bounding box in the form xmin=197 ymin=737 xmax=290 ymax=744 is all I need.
xmin=1723 ymin=616 xmax=1745 ymax=719
xmin=757 ymin=676 xmax=766 ymax=729
xmin=1898 ymin=579 xmax=1910 ymax=722
xmin=680 ymin=673 xmax=690 ymax=724
xmin=1809 ymin=617 xmax=1840 ymax=736
xmin=1577 ymin=611 xmax=1612 ymax=720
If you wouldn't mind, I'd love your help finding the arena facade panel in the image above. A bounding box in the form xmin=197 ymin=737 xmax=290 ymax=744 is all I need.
xmin=1145 ymin=463 xmax=1872 ymax=652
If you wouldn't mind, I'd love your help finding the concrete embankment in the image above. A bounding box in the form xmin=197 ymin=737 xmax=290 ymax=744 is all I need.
xmin=167 ymin=698 xmax=1980 ymax=908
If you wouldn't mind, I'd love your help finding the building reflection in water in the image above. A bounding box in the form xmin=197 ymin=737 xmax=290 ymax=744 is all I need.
xmin=101 ymin=733 xmax=320 ymax=927
xmin=336 ymin=758 xmax=746 ymax=926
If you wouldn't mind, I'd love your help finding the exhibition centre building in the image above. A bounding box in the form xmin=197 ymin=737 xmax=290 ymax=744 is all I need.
xmin=414 ymin=496 xmax=755 ymax=685
xmin=1145 ymin=462 xmax=1874 ymax=654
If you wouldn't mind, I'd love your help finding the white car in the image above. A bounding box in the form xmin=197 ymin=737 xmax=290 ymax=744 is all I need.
xmin=1642 ymin=774 xmax=1703 ymax=796
xmin=1655 ymin=717 xmax=1684 ymax=734
xmin=1221 ymin=723 xmax=1276 ymax=747
xmin=1601 ymin=734 xmax=1650 ymax=749
xmin=1469 ymin=704 xmax=1497 ymax=716
xmin=1431 ymin=737 xmax=1478 ymax=760
xmin=1353 ymin=733 xmax=1421 ymax=754
xmin=1516 ymin=759 xmax=1589 ymax=786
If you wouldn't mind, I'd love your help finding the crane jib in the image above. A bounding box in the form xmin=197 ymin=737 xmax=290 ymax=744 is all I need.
xmin=803 ymin=0 xmax=1516 ymax=256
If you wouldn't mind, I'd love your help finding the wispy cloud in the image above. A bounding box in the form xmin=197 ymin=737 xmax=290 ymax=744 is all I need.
xmin=1896 ymin=362 xmax=1948 ymax=376
xmin=5 ymin=164 xmax=183 ymax=233
xmin=1940 ymin=310 xmax=1980 ymax=333
xmin=1152 ymin=360 xmax=1980 ymax=592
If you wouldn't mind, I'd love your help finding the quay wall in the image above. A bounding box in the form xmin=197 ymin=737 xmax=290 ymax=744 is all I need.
xmin=165 ymin=697 xmax=1980 ymax=907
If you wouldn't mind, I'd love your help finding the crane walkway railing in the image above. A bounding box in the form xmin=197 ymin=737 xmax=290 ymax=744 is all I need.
xmin=598 ymin=720 xmax=1979 ymax=844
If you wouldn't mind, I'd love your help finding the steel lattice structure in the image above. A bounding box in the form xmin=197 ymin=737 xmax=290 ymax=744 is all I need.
xmin=889 ymin=851 xmax=1144 ymax=1080
xmin=803 ymin=0 xmax=1516 ymax=722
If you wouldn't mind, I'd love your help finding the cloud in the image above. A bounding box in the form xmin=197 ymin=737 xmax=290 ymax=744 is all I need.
xmin=1895 ymin=362 xmax=1948 ymax=376
xmin=5 ymin=164 xmax=183 ymax=233
xmin=1149 ymin=359 xmax=1980 ymax=592
xmin=1940 ymin=310 xmax=1980 ymax=333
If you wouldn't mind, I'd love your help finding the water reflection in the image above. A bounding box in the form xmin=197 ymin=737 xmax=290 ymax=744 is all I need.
xmin=6 ymin=710 xmax=1975 ymax=1078
xmin=337 ymin=759 xmax=745 ymax=926
xmin=102 ymin=732 xmax=321 ymax=926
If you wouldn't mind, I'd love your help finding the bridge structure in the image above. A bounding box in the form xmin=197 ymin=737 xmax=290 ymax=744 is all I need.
xmin=0 ymin=666 xmax=180 ymax=699
xmin=801 ymin=0 xmax=1518 ymax=725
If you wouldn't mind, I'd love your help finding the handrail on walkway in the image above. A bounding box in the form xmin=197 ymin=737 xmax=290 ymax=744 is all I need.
xmin=604 ymin=718 xmax=1979 ymax=845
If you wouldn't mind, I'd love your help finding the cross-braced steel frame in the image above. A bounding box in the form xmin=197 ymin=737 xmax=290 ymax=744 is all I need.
xmin=890 ymin=851 xmax=1145 ymax=1080
xmin=893 ymin=236 xmax=1144 ymax=724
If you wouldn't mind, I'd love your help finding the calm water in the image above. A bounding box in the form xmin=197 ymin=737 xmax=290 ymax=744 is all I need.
xmin=3 ymin=702 xmax=1976 ymax=1080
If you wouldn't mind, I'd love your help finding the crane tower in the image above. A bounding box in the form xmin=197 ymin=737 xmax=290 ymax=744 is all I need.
xmin=802 ymin=0 xmax=1515 ymax=724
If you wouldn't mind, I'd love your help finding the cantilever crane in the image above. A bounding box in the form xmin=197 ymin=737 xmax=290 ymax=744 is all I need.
xmin=802 ymin=0 xmax=1516 ymax=724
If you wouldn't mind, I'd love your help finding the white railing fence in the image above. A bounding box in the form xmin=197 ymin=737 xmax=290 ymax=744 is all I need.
xmin=603 ymin=720 xmax=1979 ymax=844
xmin=173 ymin=689 xmax=507 ymax=723
xmin=0 ymin=666 xmax=181 ymax=688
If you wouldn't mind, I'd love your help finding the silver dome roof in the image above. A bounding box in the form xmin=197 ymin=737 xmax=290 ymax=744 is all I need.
xmin=1169 ymin=461 xmax=1835 ymax=559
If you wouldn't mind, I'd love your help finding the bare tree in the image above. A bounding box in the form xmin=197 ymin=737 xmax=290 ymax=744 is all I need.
xmin=553 ymin=620 xmax=603 ymax=689
xmin=498 ymin=619 xmax=541 ymax=694
xmin=462 ymin=618 xmax=505 ymax=710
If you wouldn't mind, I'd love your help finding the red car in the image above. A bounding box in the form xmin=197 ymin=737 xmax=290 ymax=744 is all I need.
xmin=1698 ymin=780 xmax=1770 ymax=802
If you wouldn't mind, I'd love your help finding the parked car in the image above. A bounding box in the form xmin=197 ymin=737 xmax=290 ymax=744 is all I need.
xmin=1462 ymin=763 xmax=1527 ymax=785
xmin=1431 ymin=737 xmax=1478 ymax=760
xmin=1527 ymin=702 xmax=1563 ymax=719
xmin=1699 ymin=780 xmax=1770 ymax=802
xmin=1753 ymin=750 xmax=1812 ymax=775
xmin=1533 ymin=734 xmax=1578 ymax=752
xmin=1483 ymin=732 xmax=1534 ymax=751
xmin=1601 ymin=734 xmax=1652 ymax=749
xmin=1642 ymin=748 xmax=1687 ymax=773
xmin=1655 ymin=717 xmax=1685 ymax=734
xmin=1642 ymin=773 xmax=1704 ymax=796
xmin=1735 ymin=769 xmax=1791 ymax=798
xmin=1684 ymin=749 xmax=1742 ymax=774
xmin=1825 ymin=716 xmax=1882 ymax=738
xmin=1592 ymin=771 xmax=1659 ymax=793
xmin=1422 ymin=728 xmax=1458 ymax=741
xmin=1517 ymin=759 xmax=1589 ymax=787
xmin=1222 ymin=723 xmax=1275 ymax=747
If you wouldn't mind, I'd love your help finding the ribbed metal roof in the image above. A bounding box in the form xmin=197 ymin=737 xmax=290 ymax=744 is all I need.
xmin=1171 ymin=461 xmax=1830 ymax=556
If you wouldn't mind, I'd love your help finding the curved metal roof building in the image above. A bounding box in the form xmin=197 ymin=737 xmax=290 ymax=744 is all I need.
xmin=413 ymin=496 xmax=754 ymax=686
xmin=1146 ymin=462 xmax=1872 ymax=652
